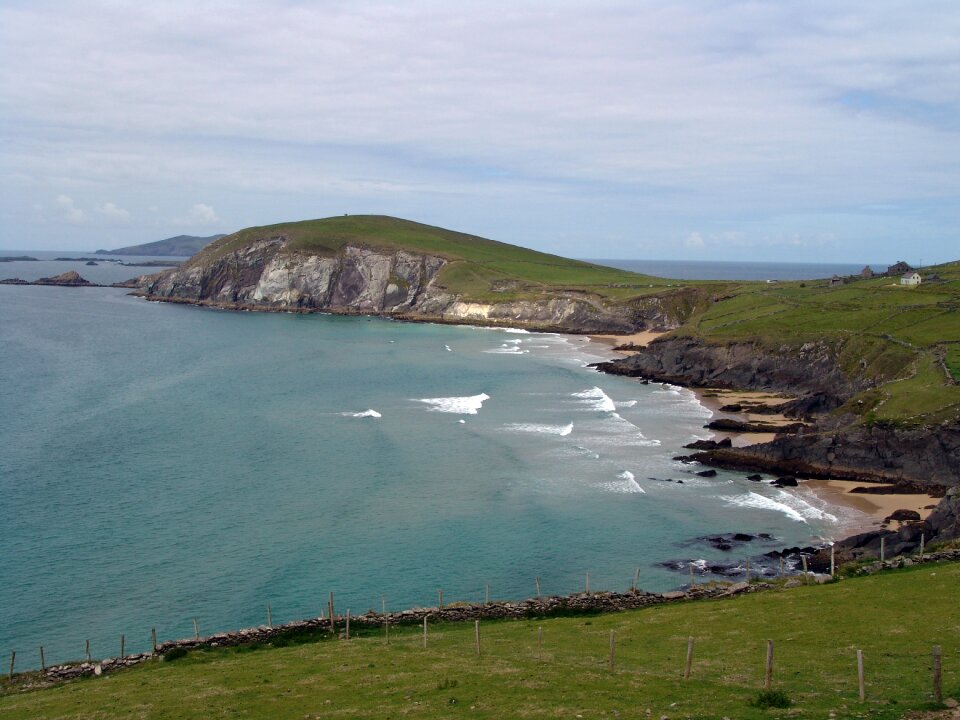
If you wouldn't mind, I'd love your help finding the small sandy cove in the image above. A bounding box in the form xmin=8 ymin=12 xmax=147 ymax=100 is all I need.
xmin=588 ymin=331 xmax=665 ymax=353
xmin=584 ymin=342 xmax=939 ymax=533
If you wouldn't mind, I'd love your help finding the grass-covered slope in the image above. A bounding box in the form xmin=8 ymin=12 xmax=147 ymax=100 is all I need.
xmin=191 ymin=215 xmax=680 ymax=303
xmin=97 ymin=234 xmax=226 ymax=257
xmin=2 ymin=562 xmax=958 ymax=718
xmin=671 ymin=261 xmax=960 ymax=424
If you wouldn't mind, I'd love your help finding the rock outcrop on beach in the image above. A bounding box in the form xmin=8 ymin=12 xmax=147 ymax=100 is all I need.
xmin=595 ymin=337 xmax=865 ymax=413
xmin=134 ymin=219 xmax=707 ymax=333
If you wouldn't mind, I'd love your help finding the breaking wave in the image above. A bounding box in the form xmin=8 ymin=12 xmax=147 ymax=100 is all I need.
xmin=341 ymin=409 xmax=382 ymax=418
xmin=504 ymin=422 xmax=574 ymax=437
xmin=414 ymin=393 xmax=490 ymax=415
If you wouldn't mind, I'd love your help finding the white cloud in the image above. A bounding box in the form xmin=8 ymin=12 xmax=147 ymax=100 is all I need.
xmin=55 ymin=194 xmax=86 ymax=224
xmin=685 ymin=232 xmax=705 ymax=250
xmin=97 ymin=201 xmax=131 ymax=221
xmin=3 ymin=2 xmax=959 ymax=258
xmin=174 ymin=202 xmax=220 ymax=227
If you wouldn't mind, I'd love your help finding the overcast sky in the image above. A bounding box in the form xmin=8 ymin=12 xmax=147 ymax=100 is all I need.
xmin=1 ymin=1 xmax=958 ymax=262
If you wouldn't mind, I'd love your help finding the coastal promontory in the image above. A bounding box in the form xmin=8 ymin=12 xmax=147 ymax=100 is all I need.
xmin=133 ymin=215 xmax=711 ymax=333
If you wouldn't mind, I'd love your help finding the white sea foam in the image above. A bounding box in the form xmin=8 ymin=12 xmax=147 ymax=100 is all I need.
xmin=505 ymin=422 xmax=574 ymax=437
xmin=721 ymin=489 xmax=836 ymax=524
xmin=501 ymin=328 xmax=530 ymax=334
xmin=572 ymin=386 xmax=617 ymax=412
xmin=341 ymin=409 xmax=382 ymax=418
xmin=616 ymin=400 xmax=638 ymax=408
xmin=444 ymin=345 xmax=452 ymax=352
xmin=605 ymin=470 xmax=646 ymax=494
xmin=485 ymin=344 xmax=529 ymax=355
xmin=414 ymin=393 xmax=490 ymax=414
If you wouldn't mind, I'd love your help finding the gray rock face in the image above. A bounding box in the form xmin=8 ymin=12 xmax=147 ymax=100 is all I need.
xmin=137 ymin=234 xmax=688 ymax=332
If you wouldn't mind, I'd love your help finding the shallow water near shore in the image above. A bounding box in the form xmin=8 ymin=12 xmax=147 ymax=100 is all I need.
xmin=0 ymin=285 xmax=862 ymax=668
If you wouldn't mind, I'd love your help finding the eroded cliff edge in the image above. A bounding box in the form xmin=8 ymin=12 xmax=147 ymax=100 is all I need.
xmin=134 ymin=234 xmax=704 ymax=333
xmin=595 ymin=336 xmax=960 ymax=487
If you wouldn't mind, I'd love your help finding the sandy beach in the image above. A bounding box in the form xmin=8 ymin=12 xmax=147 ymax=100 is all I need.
xmin=588 ymin=330 xmax=665 ymax=354
xmin=694 ymin=388 xmax=803 ymax=447
xmin=803 ymin=479 xmax=939 ymax=534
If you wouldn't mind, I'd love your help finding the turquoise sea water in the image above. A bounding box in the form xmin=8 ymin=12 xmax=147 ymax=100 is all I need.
xmin=0 ymin=282 xmax=860 ymax=670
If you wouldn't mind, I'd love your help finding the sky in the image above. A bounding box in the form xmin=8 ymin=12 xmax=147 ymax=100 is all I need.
xmin=1 ymin=1 xmax=958 ymax=262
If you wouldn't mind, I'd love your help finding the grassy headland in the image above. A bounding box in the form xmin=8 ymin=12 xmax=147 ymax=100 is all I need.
xmin=2 ymin=561 xmax=958 ymax=718
xmin=191 ymin=215 xmax=693 ymax=303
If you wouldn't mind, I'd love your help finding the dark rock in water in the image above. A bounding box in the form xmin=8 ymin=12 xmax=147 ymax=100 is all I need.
xmin=772 ymin=476 xmax=798 ymax=487
xmin=696 ymin=469 xmax=718 ymax=477
xmin=36 ymin=270 xmax=91 ymax=286
xmin=0 ymin=277 xmax=29 ymax=284
xmin=886 ymin=509 xmax=922 ymax=522
xmin=684 ymin=437 xmax=732 ymax=450
xmin=85 ymin=260 xmax=98 ymax=266
xmin=747 ymin=474 xmax=764 ymax=481
xmin=732 ymin=533 xmax=755 ymax=542
xmin=672 ymin=455 xmax=695 ymax=463
xmin=676 ymin=479 xmax=684 ymax=484
xmin=719 ymin=403 xmax=743 ymax=412
xmin=758 ymin=533 xmax=773 ymax=540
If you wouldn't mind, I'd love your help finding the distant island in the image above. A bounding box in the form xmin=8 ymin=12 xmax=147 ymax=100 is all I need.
xmin=0 ymin=255 xmax=38 ymax=262
xmin=95 ymin=233 xmax=226 ymax=257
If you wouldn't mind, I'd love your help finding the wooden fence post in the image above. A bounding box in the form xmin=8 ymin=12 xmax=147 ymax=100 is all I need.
xmin=920 ymin=533 xmax=925 ymax=559
xmin=632 ymin=567 xmax=640 ymax=593
xmin=535 ymin=576 xmax=541 ymax=598
xmin=85 ymin=639 xmax=91 ymax=662
xmin=933 ymin=645 xmax=942 ymax=704
xmin=764 ymin=639 xmax=773 ymax=689
xmin=485 ymin=584 xmax=490 ymax=605
xmin=880 ymin=537 xmax=885 ymax=563
xmin=267 ymin=605 xmax=272 ymax=628
xmin=40 ymin=646 xmax=45 ymax=671
xmin=328 ymin=592 xmax=335 ymax=634
xmin=609 ymin=631 xmax=616 ymax=672
xmin=151 ymin=627 xmax=157 ymax=653
xmin=8 ymin=650 xmax=15 ymax=680
xmin=586 ymin=572 xmax=590 ymax=595
xmin=422 ymin=616 xmax=428 ymax=649
xmin=193 ymin=619 xmax=199 ymax=640
xmin=120 ymin=634 xmax=125 ymax=660
xmin=438 ymin=589 xmax=443 ymax=609
xmin=801 ymin=555 xmax=809 ymax=582
xmin=857 ymin=649 xmax=865 ymax=702
xmin=345 ymin=609 xmax=351 ymax=640
xmin=745 ymin=559 xmax=750 ymax=580
xmin=684 ymin=637 xmax=694 ymax=679
xmin=474 ymin=620 xmax=481 ymax=656
xmin=689 ymin=563 xmax=695 ymax=586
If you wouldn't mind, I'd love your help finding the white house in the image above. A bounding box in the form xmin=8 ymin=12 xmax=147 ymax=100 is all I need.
xmin=901 ymin=272 xmax=922 ymax=286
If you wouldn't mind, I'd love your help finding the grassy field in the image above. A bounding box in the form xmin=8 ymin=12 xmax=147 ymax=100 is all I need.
xmin=2 ymin=561 xmax=958 ymax=719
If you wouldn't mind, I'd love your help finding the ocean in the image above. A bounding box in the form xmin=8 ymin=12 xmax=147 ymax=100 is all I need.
xmin=0 ymin=254 xmax=864 ymax=669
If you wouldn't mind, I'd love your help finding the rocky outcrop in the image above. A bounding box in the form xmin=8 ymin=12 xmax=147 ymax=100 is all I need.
xmin=136 ymin=235 xmax=699 ymax=333
xmin=1 ymin=271 xmax=96 ymax=287
xmin=595 ymin=337 xmax=864 ymax=412
xmin=686 ymin=422 xmax=960 ymax=488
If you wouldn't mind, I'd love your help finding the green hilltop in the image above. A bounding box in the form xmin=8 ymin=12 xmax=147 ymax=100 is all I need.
xmin=193 ymin=215 xmax=681 ymax=302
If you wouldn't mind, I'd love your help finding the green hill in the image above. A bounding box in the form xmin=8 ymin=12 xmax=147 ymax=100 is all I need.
xmin=3 ymin=560 xmax=958 ymax=718
xmin=673 ymin=261 xmax=960 ymax=424
xmin=193 ymin=215 xmax=678 ymax=302
xmin=96 ymin=234 xmax=226 ymax=257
